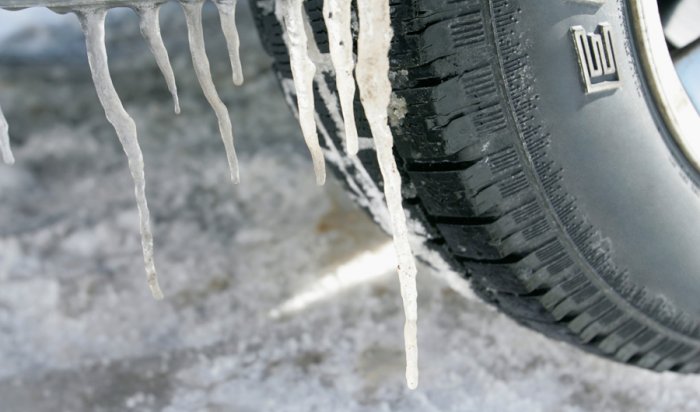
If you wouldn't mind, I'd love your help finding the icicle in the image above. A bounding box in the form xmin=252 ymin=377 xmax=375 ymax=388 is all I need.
xmin=135 ymin=2 xmax=181 ymax=114
xmin=0 ymin=103 xmax=14 ymax=165
xmin=356 ymin=0 xmax=419 ymax=390
xmin=76 ymin=7 xmax=164 ymax=301
xmin=214 ymin=0 xmax=244 ymax=86
xmin=323 ymin=0 xmax=358 ymax=156
xmin=180 ymin=0 xmax=240 ymax=184
xmin=275 ymin=0 xmax=326 ymax=185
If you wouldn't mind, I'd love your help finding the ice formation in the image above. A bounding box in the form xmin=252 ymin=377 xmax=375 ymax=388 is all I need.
xmin=135 ymin=2 xmax=181 ymax=114
xmin=70 ymin=0 xmax=245 ymax=299
xmin=76 ymin=7 xmax=164 ymax=300
xmin=275 ymin=0 xmax=326 ymax=185
xmin=355 ymin=0 xmax=419 ymax=389
xmin=180 ymin=0 xmax=240 ymax=184
xmin=214 ymin=0 xmax=244 ymax=86
xmin=278 ymin=0 xmax=419 ymax=389
xmin=1 ymin=0 xmax=419 ymax=389
xmin=322 ymin=0 xmax=358 ymax=156
xmin=0 ymin=102 xmax=13 ymax=165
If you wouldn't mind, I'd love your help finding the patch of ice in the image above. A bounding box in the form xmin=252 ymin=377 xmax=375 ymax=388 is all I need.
xmin=269 ymin=241 xmax=395 ymax=318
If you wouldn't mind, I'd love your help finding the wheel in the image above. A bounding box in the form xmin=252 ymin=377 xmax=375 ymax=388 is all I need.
xmin=252 ymin=0 xmax=700 ymax=373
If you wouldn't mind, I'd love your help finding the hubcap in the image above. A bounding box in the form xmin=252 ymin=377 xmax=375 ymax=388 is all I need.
xmin=630 ymin=0 xmax=700 ymax=172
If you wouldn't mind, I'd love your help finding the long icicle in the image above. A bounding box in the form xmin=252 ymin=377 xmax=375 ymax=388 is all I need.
xmin=136 ymin=1 xmax=181 ymax=114
xmin=276 ymin=0 xmax=326 ymax=185
xmin=323 ymin=0 xmax=358 ymax=156
xmin=214 ymin=0 xmax=244 ymax=86
xmin=356 ymin=0 xmax=419 ymax=390
xmin=180 ymin=0 xmax=240 ymax=184
xmin=0 ymin=102 xmax=14 ymax=165
xmin=76 ymin=7 xmax=164 ymax=300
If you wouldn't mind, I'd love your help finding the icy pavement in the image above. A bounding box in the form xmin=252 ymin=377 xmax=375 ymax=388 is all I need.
xmin=1 ymin=3 xmax=700 ymax=411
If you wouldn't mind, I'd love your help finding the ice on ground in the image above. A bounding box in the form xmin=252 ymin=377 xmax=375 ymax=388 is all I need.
xmin=214 ymin=0 xmax=244 ymax=86
xmin=76 ymin=7 xmax=163 ymax=300
xmin=0 ymin=102 xmax=13 ymax=164
xmin=180 ymin=0 xmax=240 ymax=184
xmin=323 ymin=0 xmax=359 ymax=156
xmin=275 ymin=0 xmax=326 ymax=185
xmin=136 ymin=1 xmax=181 ymax=114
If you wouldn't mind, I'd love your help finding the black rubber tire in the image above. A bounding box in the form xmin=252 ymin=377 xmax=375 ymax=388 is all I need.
xmin=251 ymin=0 xmax=700 ymax=372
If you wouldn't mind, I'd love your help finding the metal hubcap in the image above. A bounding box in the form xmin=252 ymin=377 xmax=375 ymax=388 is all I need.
xmin=631 ymin=0 xmax=700 ymax=172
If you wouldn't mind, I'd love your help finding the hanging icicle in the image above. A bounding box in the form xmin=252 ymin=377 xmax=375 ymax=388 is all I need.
xmin=180 ymin=0 xmax=240 ymax=184
xmin=355 ymin=0 xmax=419 ymax=389
xmin=0 ymin=102 xmax=14 ymax=165
xmin=275 ymin=0 xmax=326 ymax=185
xmin=135 ymin=1 xmax=181 ymax=114
xmin=76 ymin=7 xmax=164 ymax=300
xmin=214 ymin=0 xmax=244 ymax=86
xmin=2 ymin=0 xmax=422 ymax=390
xmin=273 ymin=0 xmax=419 ymax=388
xmin=323 ymin=0 xmax=358 ymax=156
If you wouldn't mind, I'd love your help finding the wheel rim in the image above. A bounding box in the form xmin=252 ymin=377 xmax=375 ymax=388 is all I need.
xmin=630 ymin=0 xmax=700 ymax=172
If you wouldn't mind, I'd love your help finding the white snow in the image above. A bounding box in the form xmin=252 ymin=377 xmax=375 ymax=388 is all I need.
xmin=214 ymin=0 xmax=244 ymax=86
xmin=76 ymin=7 xmax=164 ymax=301
xmin=136 ymin=1 xmax=181 ymax=114
xmin=180 ymin=0 xmax=240 ymax=184
xmin=0 ymin=102 xmax=13 ymax=164
xmin=275 ymin=0 xmax=326 ymax=185
xmin=323 ymin=0 xmax=358 ymax=156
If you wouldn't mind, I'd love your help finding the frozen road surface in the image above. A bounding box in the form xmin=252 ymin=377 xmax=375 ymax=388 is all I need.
xmin=0 ymin=3 xmax=699 ymax=411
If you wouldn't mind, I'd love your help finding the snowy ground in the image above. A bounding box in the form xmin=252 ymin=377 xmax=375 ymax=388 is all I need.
xmin=1 ymin=3 xmax=700 ymax=411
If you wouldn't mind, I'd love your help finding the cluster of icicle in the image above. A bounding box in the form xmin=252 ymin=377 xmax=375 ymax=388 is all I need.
xmin=0 ymin=0 xmax=418 ymax=388
xmin=70 ymin=0 xmax=245 ymax=300
xmin=276 ymin=0 xmax=419 ymax=388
